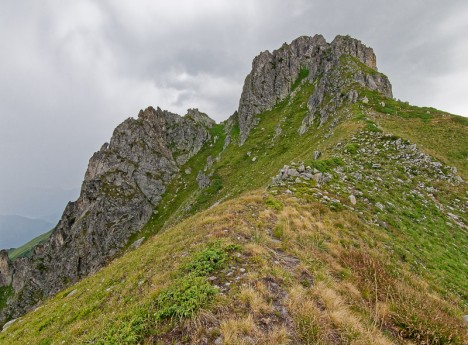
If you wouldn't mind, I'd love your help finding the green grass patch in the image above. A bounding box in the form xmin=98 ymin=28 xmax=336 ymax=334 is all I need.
xmin=364 ymin=120 xmax=382 ymax=132
xmin=98 ymin=308 xmax=150 ymax=345
xmin=265 ymin=196 xmax=283 ymax=211
xmin=344 ymin=143 xmax=359 ymax=154
xmin=184 ymin=244 xmax=227 ymax=276
xmin=359 ymin=87 xmax=451 ymax=123
xmin=0 ymin=285 xmax=13 ymax=310
xmin=155 ymin=275 xmax=217 ymax=320
xmin=291 ymin=68 xmax=310 ymax=91
xmin=308 ymin=157 xmax=344 ymax=172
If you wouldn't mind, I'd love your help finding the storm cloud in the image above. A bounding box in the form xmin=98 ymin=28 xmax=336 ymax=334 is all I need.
xmin=1 ymin=0 xmax=467 ymax=221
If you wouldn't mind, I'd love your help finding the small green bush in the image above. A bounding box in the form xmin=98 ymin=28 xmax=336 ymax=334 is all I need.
xmin=155 ymin=274 xmax=217 ymax=320
xmin=309 ymin=158 xmax=344 ymax=172
xmin=154 ymin=243 xmax=235 ymax=320
xmin=344 ymin=143 xmax=359 ymax=154
xmin=265 ymin=196 xmax=283 ymax=211
xmin=184 ymin=245 xmax=227 ymax=276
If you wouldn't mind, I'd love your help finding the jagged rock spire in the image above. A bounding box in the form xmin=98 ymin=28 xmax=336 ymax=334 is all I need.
xmin=237 ymin=34 xmax=392 ymax=144
xmin=0 ymin=106 xmax=215 ymax=324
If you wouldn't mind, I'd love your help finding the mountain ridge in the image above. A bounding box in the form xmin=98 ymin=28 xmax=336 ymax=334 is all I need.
xmin=0 ymin=34 xmax=467 ymax=343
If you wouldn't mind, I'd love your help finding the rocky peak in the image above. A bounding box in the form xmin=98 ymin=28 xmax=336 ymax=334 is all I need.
xmin=185 ymin=108 xmax=216 ymax=128
xmin=330 ymin=35 xmax=377 ymax=70
xmin=237 ymin=34 xmax=392 ymax=143
xmin=0 ymin=106 xmax=215 ymax=324
xmin=237 ymin=34 xmax=327 ymax=144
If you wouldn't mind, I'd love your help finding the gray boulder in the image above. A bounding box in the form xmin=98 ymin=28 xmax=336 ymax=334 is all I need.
xmin=288 ymin=169 xmax=300 ymax=177
xmin=197 ymin=171 xmax=211 ymax=189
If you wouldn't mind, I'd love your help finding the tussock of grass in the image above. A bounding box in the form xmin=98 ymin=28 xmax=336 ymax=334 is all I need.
xmin=265 ymin=196 xmax=283 ymax=211
xmin=155 ymin=275 xmax=217 ymax=320
xmin=307 ymin=157 xmax=344 ymax=173
xmin=221 ymin=315 xmax=259 ymax=344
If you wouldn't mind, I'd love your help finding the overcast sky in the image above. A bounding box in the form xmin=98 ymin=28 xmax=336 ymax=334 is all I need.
xmin=1 ymin=0 xmax=467 ymax=221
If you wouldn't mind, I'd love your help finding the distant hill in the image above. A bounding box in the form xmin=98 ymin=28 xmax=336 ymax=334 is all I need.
xmin=7 ymin=230 xmax=53 ymax=260
xmin=0 ymin=215 xmax=53 ymax=250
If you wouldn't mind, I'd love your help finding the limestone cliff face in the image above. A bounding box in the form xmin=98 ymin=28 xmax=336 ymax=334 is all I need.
xmin=237 ymin=35 xmax=393 ymax=143
xmin=0 ymin=107 xmax=214 ymax=323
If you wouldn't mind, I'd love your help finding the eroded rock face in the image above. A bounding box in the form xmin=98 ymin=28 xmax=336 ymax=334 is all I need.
xmin=298 ymin=36 xmax=392 ymax=133
xmin=166 ymin=108 xmax=215 ymax=165
xmin=237 ymin=35 xmax=327 ymax=144
xmin=0 ymin=251 xmax=12 ymax=287
xmin=1 ymin=106 xmax=214 ymax=324
xmin=237 ymin=34 xmax=393 ymax=143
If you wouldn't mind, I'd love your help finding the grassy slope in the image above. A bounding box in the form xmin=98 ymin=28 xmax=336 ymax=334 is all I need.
xmin=359 ymin=88 xmax=468 ymax=179
xmin=8 ymin=230 xmax=53 ymax=260
xmin=141 ymin=76 xmax=360 ymax=237
xmin=1 ymin=56 xmax=467 ymax=344
xmin=1 ymin=191 xmax=466 ymax=344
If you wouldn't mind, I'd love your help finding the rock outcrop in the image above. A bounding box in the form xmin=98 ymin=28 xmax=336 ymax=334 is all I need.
xmin=0 ymin=251 xmax=12 ymax=287
xmin=0 ymin=106 xmax=215 ymax=324
xmin=237 ymin=34 xmax=392 ymax=143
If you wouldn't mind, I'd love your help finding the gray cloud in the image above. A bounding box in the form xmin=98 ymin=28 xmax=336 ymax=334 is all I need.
xmin=1 ymin=0 xmax=467 ymax=221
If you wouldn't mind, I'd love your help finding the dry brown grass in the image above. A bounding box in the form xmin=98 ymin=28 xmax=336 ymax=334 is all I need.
xmin=2 ymin=191 xmax=466 ymax=344
xmin=221 ymin=315 xmax=259 ymax=344
xmin=339 ymin=249 xmax=467 ymax=344
xmin=267 ymin=194 xmax=466 ymax=344
xmin=238 ymin=284 xmax=273 ymax=315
